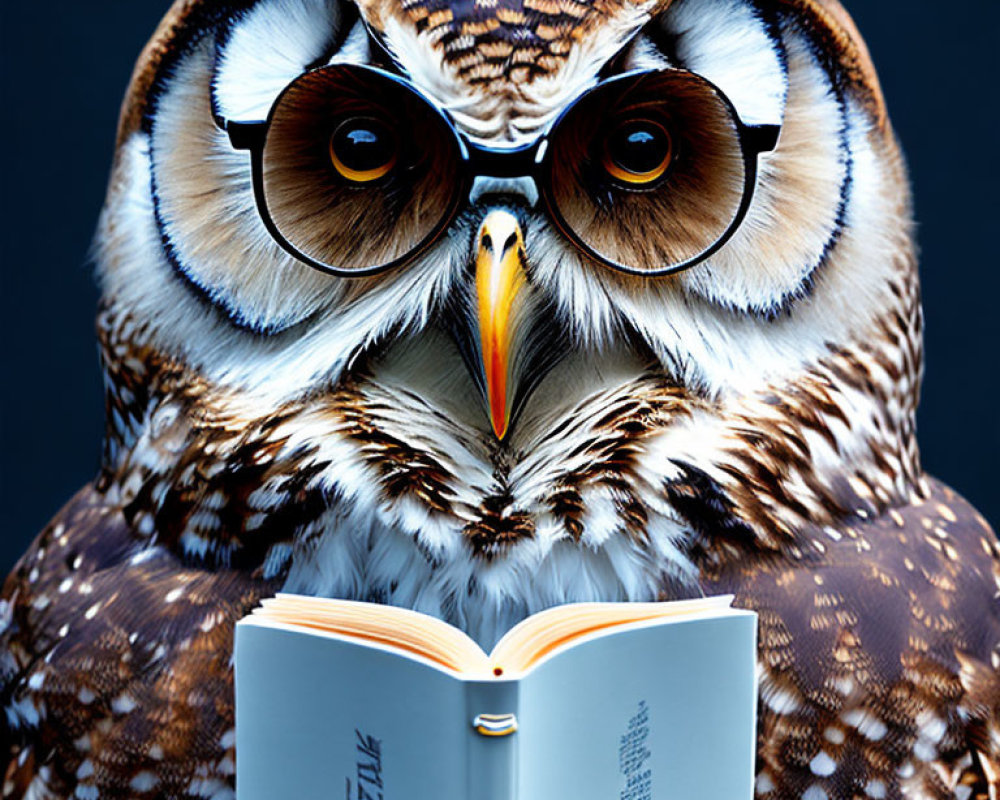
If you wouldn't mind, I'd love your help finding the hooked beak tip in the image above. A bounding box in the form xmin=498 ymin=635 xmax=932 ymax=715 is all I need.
xmin=492 ymin=416 xmax=510 ymax=441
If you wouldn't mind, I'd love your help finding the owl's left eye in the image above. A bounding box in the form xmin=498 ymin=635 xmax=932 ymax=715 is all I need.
xmin=601 ymin=119 xmax=673 ymax=187
xmin=329 ymin=117 xmax=399 ymax=183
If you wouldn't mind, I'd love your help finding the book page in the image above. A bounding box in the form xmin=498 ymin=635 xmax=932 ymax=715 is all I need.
xmin=252 ymin=595 xmax=492 ymax=674
xmin=516 ymin=611 xmax=757 ymax=800
xmin=490 ymin=596 xmax=735 ymax=674
xmin=236 ymin=619 xmax=478 ymax=800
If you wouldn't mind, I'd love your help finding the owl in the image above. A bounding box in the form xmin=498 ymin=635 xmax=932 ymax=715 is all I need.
xmin=2 ymin=0 xmax=998 ymax=797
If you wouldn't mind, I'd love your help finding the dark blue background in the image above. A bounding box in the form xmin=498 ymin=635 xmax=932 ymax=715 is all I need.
xmin=1 ymin=1 xmax=997 ymax=573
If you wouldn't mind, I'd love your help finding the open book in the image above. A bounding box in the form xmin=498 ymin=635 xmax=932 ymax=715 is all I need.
xmin=235 ymin=595 xmax=757 ymax=800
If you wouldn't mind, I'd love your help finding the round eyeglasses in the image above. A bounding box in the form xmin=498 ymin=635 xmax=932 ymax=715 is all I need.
xmin=218 ymin=64 xmax=779 ymax=278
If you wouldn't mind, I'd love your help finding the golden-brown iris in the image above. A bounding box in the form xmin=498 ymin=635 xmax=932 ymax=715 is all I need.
xmin=329 ymin=117 xmax=398 ymax=183
xmin=601 ymin=119 xmax=673 ymax=186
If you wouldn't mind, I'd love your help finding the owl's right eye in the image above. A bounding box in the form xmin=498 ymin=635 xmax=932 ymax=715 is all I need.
xmin=601 ymin=119 xmax=673 ymax=187
xmin=329 ymin=117 xmax=399 ymax=184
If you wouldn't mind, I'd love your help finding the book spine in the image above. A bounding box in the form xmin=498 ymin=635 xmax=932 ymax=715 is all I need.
xmin=465 ymin=680 xmax=520 ymax=800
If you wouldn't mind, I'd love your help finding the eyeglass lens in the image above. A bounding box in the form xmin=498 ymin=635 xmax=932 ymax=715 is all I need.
xmin=260 ymin=65 xmax=463 ymax=274
xmin=545 ymin=70 xmax=749 ymax=273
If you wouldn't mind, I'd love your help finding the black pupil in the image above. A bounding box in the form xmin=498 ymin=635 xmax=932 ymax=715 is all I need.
xmin=333 ymin=119 xmax=395 ymax=173
xmin=608 ymin=122 xmax=669 ymax=175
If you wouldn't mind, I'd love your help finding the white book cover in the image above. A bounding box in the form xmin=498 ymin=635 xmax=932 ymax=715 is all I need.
xmin=235 ymin=595 xmax=757 ymax=800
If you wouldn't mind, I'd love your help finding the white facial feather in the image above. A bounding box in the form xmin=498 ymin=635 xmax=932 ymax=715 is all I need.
xmin=678 ymin=27 xmax=849 ymax=314
xmin=213 ymin=0 xmax=344 ymax=121
xmin=662 ymin=0 xmax=787 ymax=126
xmin=152 ymin=40 xmax=343 ymax=333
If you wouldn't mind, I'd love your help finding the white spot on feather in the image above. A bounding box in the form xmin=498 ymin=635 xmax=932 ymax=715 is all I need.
xmin=112 ymin=693 xmax=138 ymax=715
xmin=865 ymin=780 xmax=886 ymax=799
xmin=841 ymin=709 xmax=887 ymax=741
xmin=165 ymin=587 xmax=184 ymax=603
xmin=809 ymin=751 xmax=837 ymax=777
xmin=130 ymin=772 xmax=158 ymax=792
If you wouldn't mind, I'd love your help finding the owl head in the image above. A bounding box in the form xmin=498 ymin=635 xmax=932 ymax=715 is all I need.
xmin=98 ymin=0 xmax=920 ymax=642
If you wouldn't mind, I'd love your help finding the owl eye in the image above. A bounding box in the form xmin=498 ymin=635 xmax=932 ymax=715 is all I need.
xmin=329 ymin=117 xmax=399 ymax=183
xmin=602 ymin=119 xmax=673 ymax=187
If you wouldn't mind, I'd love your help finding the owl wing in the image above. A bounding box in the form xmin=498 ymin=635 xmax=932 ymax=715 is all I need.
xmin=705 ymin=478 xmax=1000 ymax=799
xmin=1 ymin=486 xmax=277 ymax=799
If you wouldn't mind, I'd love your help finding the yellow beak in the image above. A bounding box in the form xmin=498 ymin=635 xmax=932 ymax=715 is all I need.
xmin=476 ymin=210 xmax=528 ymax=441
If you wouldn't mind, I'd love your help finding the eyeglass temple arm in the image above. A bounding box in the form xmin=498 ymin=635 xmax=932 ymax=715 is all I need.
xmin=212 ymin=117 xmax=268 ymax=151
xmin=744 ymin=124 xmax=781 ymax=154
xmin=223 ymin=120 xmax=268 ymax=150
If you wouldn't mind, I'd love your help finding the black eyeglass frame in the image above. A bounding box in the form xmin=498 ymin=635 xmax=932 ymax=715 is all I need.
xmin=217 ymin=63 xmax=781 ymax=279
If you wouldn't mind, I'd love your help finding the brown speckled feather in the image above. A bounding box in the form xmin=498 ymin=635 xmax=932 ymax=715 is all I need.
xmin=358 ymin=0 xmax=670 ymax=83
xmin=1 ymin=488 xmax=276 ymax=798
xmin=700 ymin=479 xmax=1000 ymax=799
